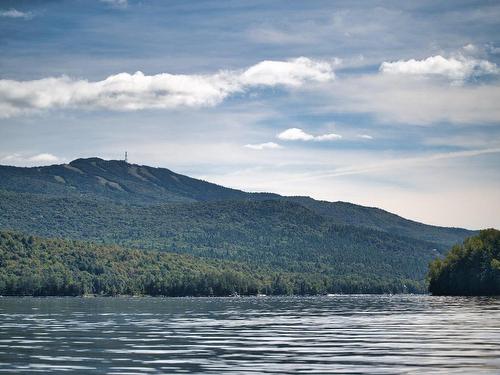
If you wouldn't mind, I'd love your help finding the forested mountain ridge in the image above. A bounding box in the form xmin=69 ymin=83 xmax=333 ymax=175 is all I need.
xmin=0 ymin=190 xmax=439 ymax=285
xmin=0 ymin=231 xmax=424 ymax=296
xmin=0 ymin=157 xmax=277 ymax=204
xmin=0 ymin=157 xmax=474 ymax=246
xmin=287 ymin=196 xmax=473 ymax=247
xmin=0 ymin=157 xmax=477 ymax=294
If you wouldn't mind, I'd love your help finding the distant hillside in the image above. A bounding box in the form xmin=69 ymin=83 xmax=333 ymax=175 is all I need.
xmin=0 ymin=158 xmax=474 ymax=247
xmin=0 ymin=158 xmax=478 ymax=293
xmin=287 ymin=197 xmax=473 ymax=248
xmin=0 ymin=157 xmax=275 ymax=203
xmin=0 ymin=231 xmax=424 ymax=296
xmin=0 ymin=189 xmax=439 ymax=288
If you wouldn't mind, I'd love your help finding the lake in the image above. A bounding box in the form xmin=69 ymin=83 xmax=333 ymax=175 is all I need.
xmin=0 ymin=295 xmax=499 ymax=374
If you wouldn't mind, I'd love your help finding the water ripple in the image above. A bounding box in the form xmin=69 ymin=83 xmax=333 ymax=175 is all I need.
xmin=0 ymin=295 xmax=499 ymax=374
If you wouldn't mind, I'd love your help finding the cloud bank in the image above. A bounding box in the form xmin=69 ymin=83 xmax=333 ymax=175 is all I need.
xmin=0 ymin=9 xmax=33 ymax=19
xmin=277 ymin=128 xmax=342 ymax=141
xmin=380 ymin=55 xmax=498 ymax=81
xmin=0 ymin=57 xmax=334 ymax=118
xmin=0 ymin=153 xmax=61 ymax=166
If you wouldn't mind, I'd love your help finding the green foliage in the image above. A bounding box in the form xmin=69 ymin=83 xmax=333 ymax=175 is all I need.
xmin=288 ymin=196 xmax=474 ymax=247
xmin=0 ymin=157 xmax=476 ymax=294
xmin=0 ymin=190 xmax=438 ymax=290
xmin=428 ymin=229 xmax=500 ymax=296
xmin=0 ymin=231 xmax=422 ymax=296
xmin=0 ymin=158 xmax=473 ymax=247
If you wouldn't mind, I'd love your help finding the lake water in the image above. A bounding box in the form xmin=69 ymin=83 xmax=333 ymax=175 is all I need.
xmin=0 ymin=295 xmax=499 ymax=374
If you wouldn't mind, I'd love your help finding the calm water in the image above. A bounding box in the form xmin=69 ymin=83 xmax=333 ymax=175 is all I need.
xmin=0 ymin=295 xmax=499 ymax=374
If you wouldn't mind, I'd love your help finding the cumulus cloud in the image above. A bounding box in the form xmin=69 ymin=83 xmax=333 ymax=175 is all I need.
xmin=277 ymin=128 xmax=342 ymax=141
xmin=244 ymin=142 xmax=282 ymax=150
xmin=240 ymin=57 xmax=333 ymax=86
xmin=0 ymin=57 xmax=334 ymax=118
xmin=380 ymin=55 xmax=498 ymax=81
xmin=0 ymin=153 xmax=61 ymax=166
xmin=277 ymin=128 xmax=314 ymax=141
xmin=0 ymin=8 xmax=33 ymax=19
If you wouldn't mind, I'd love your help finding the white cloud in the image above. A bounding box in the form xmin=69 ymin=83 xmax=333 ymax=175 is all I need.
xmin=28 ymin=153 xmax=60 ymax=163
xmin=489 ymin=45 xmax=500 ymax=55
xmin=240 ymin=57 xmax=334 ymax=87
xmin=380 ymin=55 xmax=498 ymax=81
xmin=0 ymin=57 xmax=334 ymax=118
xmin=277 ymin=128 xmax=315 ymax=141
xmin=1 ymin=153 xmax=61 ymax=166
xmin=315 ymin=133 xmax=342 ymax=141
xmin=357 ymin=134 xmax=373 ymax=140
xmin=277 ymin=128 xmax=342 ymax=142
xmin=0 ymin=8 xmax=33 ymax=19
xmin=244 ymin=142 xmax=282 ymax=150
xmin=462 ymin=44 xmax=478 ymax=54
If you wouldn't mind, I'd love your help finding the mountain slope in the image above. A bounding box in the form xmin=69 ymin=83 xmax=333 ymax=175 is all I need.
xmin=0 ymin=157 xmax=478 ymax=293
xmin=0 ymin=192 xmax=433 ymax=292
xmin=0 ymin=158 xmax=474 ymax=247
xmin=287 ymin=196 xmax=473 ymax=248
xmin=0 ymin=157 xmax=276 ymax=204
xmin=0 ymin=190 xmax=438 ymax=271
xmin=0 ymin=230 xmax=427 ymax=296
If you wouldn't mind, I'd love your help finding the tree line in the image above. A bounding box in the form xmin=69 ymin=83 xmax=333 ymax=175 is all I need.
xmin=0 ymin=231 xmax=423 ymax=296
xmin=428 ymin=229 xmax=500 ymax=296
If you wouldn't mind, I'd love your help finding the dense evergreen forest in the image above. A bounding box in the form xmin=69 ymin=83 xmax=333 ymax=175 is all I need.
xmin=0 ymin=231 xmax=423 ymax=296
xmin=0 ymin=158 xmax=472 ymax=246
xmin=428 ymin=229 xmax=500 ymax=296
xmin=0 ymin=158 xmax=477 ymax=295
xmin=0 ymin=190 xmax=440 ymax=290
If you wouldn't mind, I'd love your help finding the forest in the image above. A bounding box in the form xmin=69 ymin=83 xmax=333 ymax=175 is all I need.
xmin=0 ymin=231 xmax=423 ymax=296
xmin=0 ymin=190 xmax=439 ymax=291
xmin=428 ymin=229 xmax=500 ymax=296
xmin=0 ymin=158 xmax=477 ymax=295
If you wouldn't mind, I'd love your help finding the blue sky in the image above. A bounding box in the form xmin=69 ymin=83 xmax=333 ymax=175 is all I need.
xmin=1 ymin=0 xmax=500 ymax=229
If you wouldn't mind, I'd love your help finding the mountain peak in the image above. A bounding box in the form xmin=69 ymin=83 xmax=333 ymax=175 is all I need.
xmin=0 ymin=157 xmax=475 ymax=246
xmin=69 ymin=157 xmax=128 ymax=165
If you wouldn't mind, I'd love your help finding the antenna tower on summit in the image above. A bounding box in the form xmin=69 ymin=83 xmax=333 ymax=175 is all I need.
xmin=124 ymin=151 xmax=128 ymax=163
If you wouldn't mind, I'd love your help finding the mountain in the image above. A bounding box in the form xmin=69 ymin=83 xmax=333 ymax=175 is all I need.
xmin=0 ymin=157 xmax=477 ymax=294
xmin=286 ymin=196 xmax=472 ymax=248
xmin=0 ymin=230 xmax=427 ymax=296
xmin=0 ymin=157 xmax=274 ymax=203
xmin=0 ymin=157 xmax=472 ymax=246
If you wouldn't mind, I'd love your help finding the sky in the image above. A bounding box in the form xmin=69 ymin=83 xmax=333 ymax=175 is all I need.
xmin=0 ymin=0 xmax=499 ymax=229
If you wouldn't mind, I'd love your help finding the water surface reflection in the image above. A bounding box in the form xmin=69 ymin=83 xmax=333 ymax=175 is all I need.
xmin=0 ymin=295 xmax=499 ymax=374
